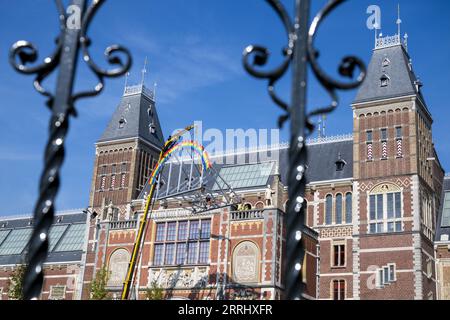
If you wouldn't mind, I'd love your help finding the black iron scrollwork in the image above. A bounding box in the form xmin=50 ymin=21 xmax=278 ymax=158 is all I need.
xmin=9 ymin=0 xmax=132 ymax=300
xmin=243 ymin=0 xmax=366 ymax=300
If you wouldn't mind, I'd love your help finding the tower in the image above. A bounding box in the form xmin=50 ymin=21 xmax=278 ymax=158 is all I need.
xmin=88 ymin=82 xmax=165 ymax=219
xmin=81 ymin=78 xmax=165 ymax=299
xmin=351 ymin=25 xmax=443 ymax=299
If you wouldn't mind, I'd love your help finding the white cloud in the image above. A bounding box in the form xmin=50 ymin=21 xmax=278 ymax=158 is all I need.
xmin=121 ymin=32 xmax=242 ymax=104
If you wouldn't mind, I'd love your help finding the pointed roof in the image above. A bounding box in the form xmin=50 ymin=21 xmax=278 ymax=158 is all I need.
xmin=98 ymin=84 xmax=165 ymax=148
xmin=353 ymin=35 xmax=427 ymax=110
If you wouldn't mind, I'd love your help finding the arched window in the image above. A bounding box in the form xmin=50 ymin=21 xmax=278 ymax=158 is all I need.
xmin=325 ymin=195 xmax=333 ymax=225
xmin=108 ymin=249 xmax=130 ymax=287
xmin=345 ymin=193 xmax=352 ymax=223
xmin=335 ymin=194 xmax=343 ymax=224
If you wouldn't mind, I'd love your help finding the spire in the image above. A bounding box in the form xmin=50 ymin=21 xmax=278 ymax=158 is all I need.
xmin=318 ymin=115 xmax=327 ymax=139
xmin=99 ymin=57 xmax=164 ymax=147
xmin=153 ymin=82 xmax=157 ymax=101
xmin=141 ymin=57 xmax=148 ymax=86
xmin=374 ymin=4 xmax=408 ymax=51
xmin=396 ymin=4 xmax=402 ymax=38
xmin=123 ymin=72 xmax=130 ymax=93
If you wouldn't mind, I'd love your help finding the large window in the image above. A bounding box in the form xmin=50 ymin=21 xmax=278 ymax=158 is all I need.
xmin=332 ymin=280 xmax=345 ymax=300
xmin=369 ymin=185 xmax=402 ymax=234
xmin=153 ymin=219 xmax=211 ymax=266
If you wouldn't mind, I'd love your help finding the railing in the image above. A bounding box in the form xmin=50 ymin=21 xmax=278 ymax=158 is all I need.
xmin=306 ymin=133 xmax=353 ymax=145
xmin=230 ymin=210 xmax=265 ymax=221
xmin=124 ymin=84 xmax=154 ymax=100
xmin=109 ymin=220 xmax=137 ymax=230
xmin=375 ymin=34 xmax=401 ymax=49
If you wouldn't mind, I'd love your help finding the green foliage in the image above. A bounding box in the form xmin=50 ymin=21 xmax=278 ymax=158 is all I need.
xmin=8 ymin=264 xmax=27 ymax=300
xmin=90 ymin=266 xmax=110 ymax=300
xmin=145 ymin=281 xmax=164 ymax=300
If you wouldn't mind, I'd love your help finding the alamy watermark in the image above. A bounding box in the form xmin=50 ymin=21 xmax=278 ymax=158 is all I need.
xmin=170 ymin=121 xmax=283 ymax=166
xmin=366 ymin=5 xmax=382 ymax=31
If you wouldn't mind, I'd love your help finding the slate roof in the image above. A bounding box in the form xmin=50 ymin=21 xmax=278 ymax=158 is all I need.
xmin=98 ymin=85 xmax=165 ymax=148
xmin=137 ymin=136 xmax=354 ymax=200
xmin=436 ymin=177 xmax=450 ymax=243
xmin=0 ymin=210 xmax=86 ymax=266
xmin=353 ymin=43 xmax=428 ymax=110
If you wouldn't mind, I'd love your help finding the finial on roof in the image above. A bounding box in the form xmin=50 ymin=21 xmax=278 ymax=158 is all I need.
xmin=153 ymin=82 xmax=157 ymax=101
xmin=124 ymin=72 xmax=130 ymax=91
xmin=335 ymin=153 xmax=347 ymax=172
xmin=141 ymin=56 xmax=148 ymax=86
xmin=403 ymin=33 xmax=408 ymax=51
xmin=318 ymin=114 xmax=327 ymax=139
xmin=396 ymin=3 xmax=402 ymax=38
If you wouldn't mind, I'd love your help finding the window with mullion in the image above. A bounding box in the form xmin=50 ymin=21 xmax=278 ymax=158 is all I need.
xmin=178 ymin=221 xmax=188 ymax=241
xmin=199 ymin=241 xmax=210 ymax=264
xmin=154 ymin=244 xmax=164 ymax=266
xmin=332 ymin=280 xmax=345 ymax=300
xmin=200 ymin=220 xmax=211 ymax=239
xmin=153 ymin=220 xmax=211 ymax=266
xmin=176 ymin=243 xmax=186 ymax=265
xmin=189 ymin=221 xmax=200 ymax=240
xmin=187 ymin=242 xmax=198 ymax=264
xmin=369 ymin=192 xmax=402 ymax=234
xmin=165 ymin=243 xmax=175 ymax=265
xmin=333 ymin=244 xmax=345 ymax=267
xmin=155 ymin=223 xmax=166 ymax=242
xmin=166 ymin=222 xmax=177 ymax=241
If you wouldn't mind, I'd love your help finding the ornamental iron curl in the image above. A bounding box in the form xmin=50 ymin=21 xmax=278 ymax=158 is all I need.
xmin=243 ymin=0 xmax=366 ymax=300
xmin=9 ymin=0 xmax=132 ymax=300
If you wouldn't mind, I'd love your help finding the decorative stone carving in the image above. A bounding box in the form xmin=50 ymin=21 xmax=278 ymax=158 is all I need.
xmin=320 ymin=226 xmax=353 ymax=238
xmin=148 ymin=267 xmax=209 ymax=289
xmin=232 ymin=241 xmax=259 ymax=284
xmin=107 ymin=249 xmax=130 ymax=287
xmin=370 ymin=182 xmax=401 ymax=194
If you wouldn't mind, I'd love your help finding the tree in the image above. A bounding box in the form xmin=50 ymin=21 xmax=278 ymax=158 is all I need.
xmin=145 ymin=281 xmax=164 ymax=300
xmin=8 ymin=264 xmax=27 ymax=300
xmin=90 ymin=266 xmax=110 ymax=300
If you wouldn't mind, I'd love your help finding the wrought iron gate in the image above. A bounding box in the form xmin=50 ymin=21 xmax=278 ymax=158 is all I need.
xmin=8 ymin=0 xmax=366 ymax=300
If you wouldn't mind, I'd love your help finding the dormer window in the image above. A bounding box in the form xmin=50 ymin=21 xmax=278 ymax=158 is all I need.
xmin=380 ymin=74 xmax=390 ymax=87
xmin=148 ymin=106 xmax=153 ymax=118
xmin=335 ymin=154 xmax=347 ymax=172
xmin=382 ymin=57 xmax=390 ymax=67
xmin=414 ymin=79 xmax=423 ymax=92
xmin=119 ymin=118 xmax=126 ymax=129
xmin=149 ymin=123 xmax=156 ymax=134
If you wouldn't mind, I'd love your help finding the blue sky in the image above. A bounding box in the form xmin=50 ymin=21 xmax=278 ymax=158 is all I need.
xmin=0 ymin=0 xmax=449 ymax=215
